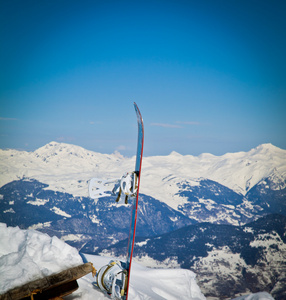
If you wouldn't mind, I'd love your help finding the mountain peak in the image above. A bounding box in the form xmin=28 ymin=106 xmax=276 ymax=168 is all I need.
xmin=34 ymin=141 xmax=85 ymax=155
xmin=48 ymin=141 xmax=60 ymax=146
xmin=38 ymin=141 xmax=75 ymax=149
xmin=250 ymin=143 xmax=285 ymax=156
xmin=256 ymin=143 xmax=281 ymax=151
xmin=169 ymin=151 xmax=182 ymax=156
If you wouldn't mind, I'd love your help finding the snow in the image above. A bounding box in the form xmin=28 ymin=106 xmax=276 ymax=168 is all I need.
xmin=61 ymin=234 xmax=86 ymax=242
xmin=249 ymin=231 xmax=286 ymax=265
xmin=3 ymin=208 xmax=15 ymax=213
xmin=51 ymin=206 xmax=72 ymax=217
xmin=0 ymin=223 xmax=82 ymax=294
xmin=77 ymin=254 xmax=205 ymax=300
xmin=0 ymin=224 xmax=274 ymax=300
xmin=194 ymin=246 xmax=248 ymax=294
xmin=27 ymin=198 xmax=49 ymax=206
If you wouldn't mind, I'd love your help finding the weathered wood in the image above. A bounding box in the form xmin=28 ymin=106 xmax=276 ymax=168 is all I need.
xmin=23 ymin=280 xmax=79 ymax=300
xmin=0 ymin=263 xmax=94 ymax=300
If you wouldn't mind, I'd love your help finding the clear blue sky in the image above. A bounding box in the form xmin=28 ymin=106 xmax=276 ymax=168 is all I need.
xmin=1 ymin=0 xmax=285 ymax=156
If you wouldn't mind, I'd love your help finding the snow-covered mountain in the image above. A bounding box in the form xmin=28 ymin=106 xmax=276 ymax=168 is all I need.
xmin=1 ymin=141 xmax=286 ymax=197
xmin=1 ymin=142 xmax=285 ymax=226
xmin=1 ymin=141 xmax=286 ymax=250
xmin=0 ymin=141 xmax=128 ymax=197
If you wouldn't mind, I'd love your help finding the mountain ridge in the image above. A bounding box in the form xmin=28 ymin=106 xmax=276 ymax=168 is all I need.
xmin=1 ymin=142 xmax=285 ymax=194
xmin=1 ymin=141 xmax=285 ymax=223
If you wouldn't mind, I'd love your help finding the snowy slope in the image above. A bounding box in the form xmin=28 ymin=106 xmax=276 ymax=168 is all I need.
xmin=80 ymin=254 xmax=205 ymax=300
xmin=1 ymin=142 xmax=285 ymax=207
xmin=0 ymin=223 xmax=273 ymax=300
xmin=141 ymin=144 xmax=286 ymax=209
xmin=0 ymin=142 xmax=130 ymax=197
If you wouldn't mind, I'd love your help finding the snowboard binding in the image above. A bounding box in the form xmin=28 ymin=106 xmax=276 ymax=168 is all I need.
xmin=89 ymin=171 xmax=138 ymax=204
xmin=113 ymin=172 xmax=138 ymax=203
xmin=95 ymin=260 xmax=128 ymax=299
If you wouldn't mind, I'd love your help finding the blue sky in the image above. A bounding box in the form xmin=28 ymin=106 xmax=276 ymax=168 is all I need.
xmin=1 ymin=0 xmax=285 ymax=156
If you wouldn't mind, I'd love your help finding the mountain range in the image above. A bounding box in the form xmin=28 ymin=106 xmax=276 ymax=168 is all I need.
xmin=0 ymin=141 xmax=286 ymax=299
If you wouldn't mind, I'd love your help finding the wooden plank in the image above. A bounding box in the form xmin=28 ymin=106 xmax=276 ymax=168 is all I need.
xmin=0 ymin=263 xmax=94 ymax=300
xmin=47 ymin=270 xmax=73 ymax=287
xmin=25 ymin=280 xmax=79 ymax=300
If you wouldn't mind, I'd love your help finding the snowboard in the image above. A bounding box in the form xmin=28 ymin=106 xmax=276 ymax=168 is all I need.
xmin=87 ymin=102 xmax=144 ymax=300
xmin=125 ymin=102 xmax=144 ymax=299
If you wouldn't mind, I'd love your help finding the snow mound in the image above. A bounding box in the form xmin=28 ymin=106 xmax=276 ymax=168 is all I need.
xmin=0 ymin=223 xmax=82 ymax=294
